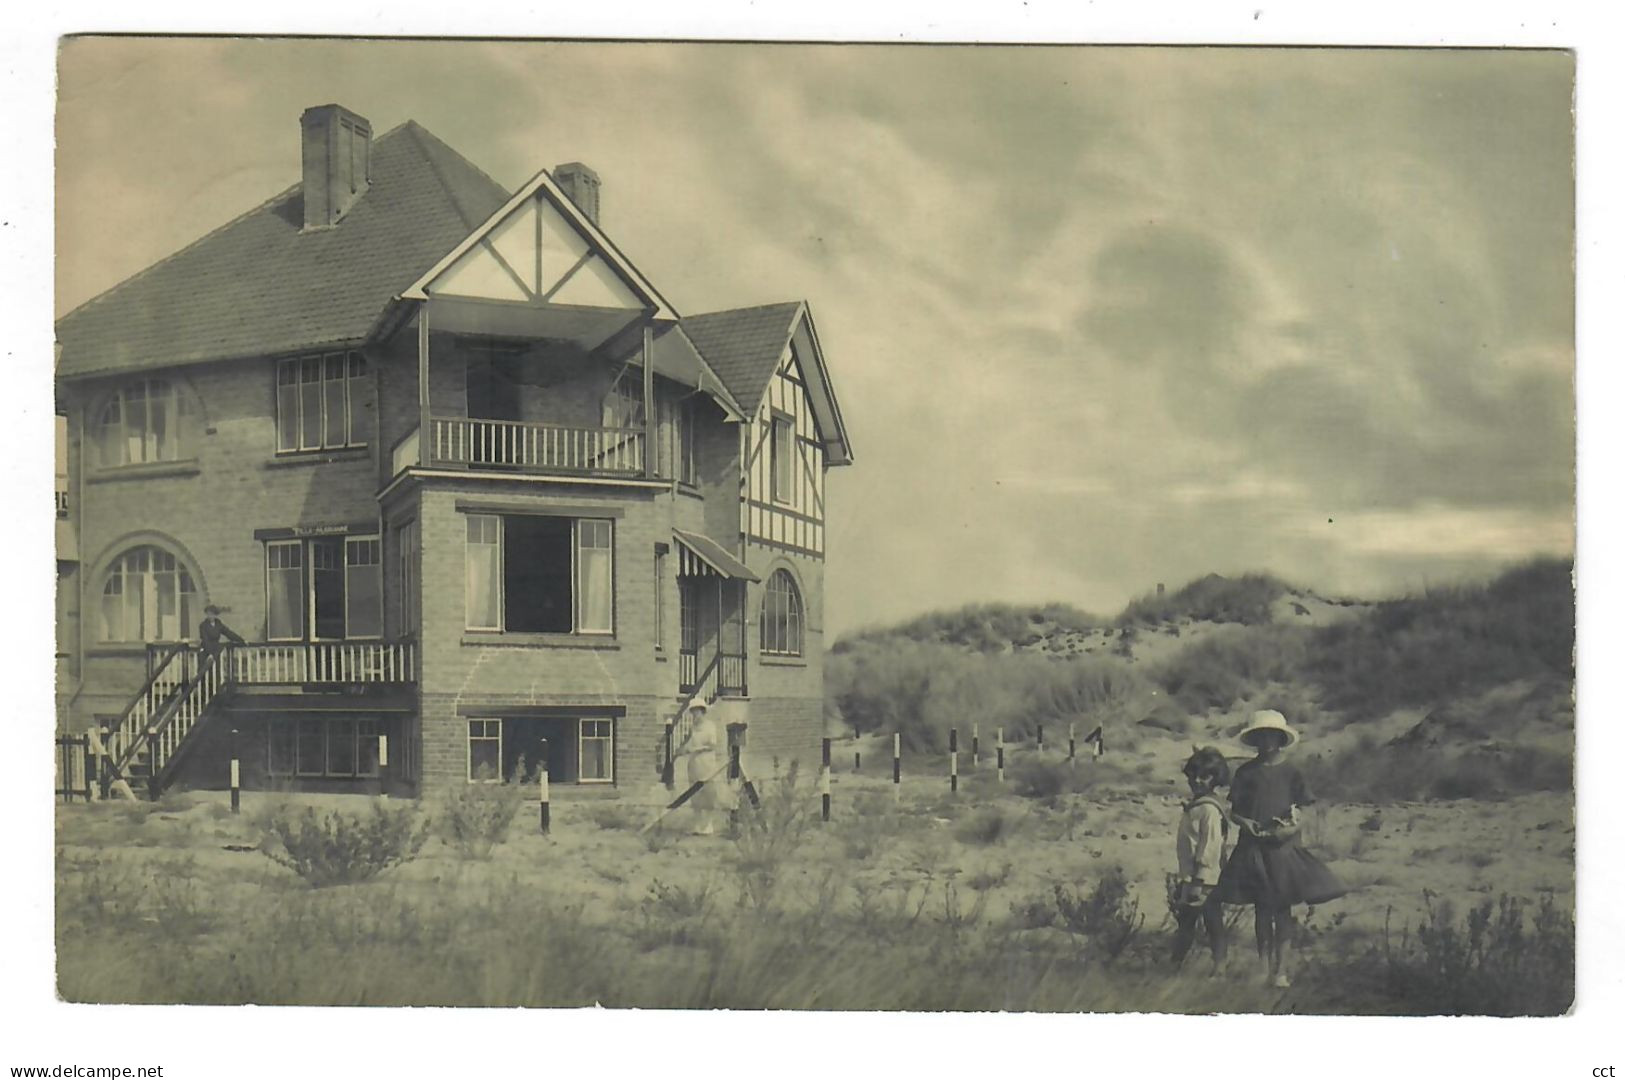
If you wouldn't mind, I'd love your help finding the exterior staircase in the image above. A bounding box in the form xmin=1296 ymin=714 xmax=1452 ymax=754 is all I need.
xmin=660 ymin=652 xmax=749 ymax=786
xmin=95 ymin=641 xmax=416 ymax=800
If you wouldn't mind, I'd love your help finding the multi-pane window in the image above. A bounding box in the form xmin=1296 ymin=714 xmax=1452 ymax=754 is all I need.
xmin=271 ymin=717 xmax=380 ymax=778
xmin=395 ymin=520 xmax=417 ymax=637
xmin=468 ymin=719 xmax=502 ymax=782
xmin=465 ymin=515 xmax=502 ymax=630
xmin=760 ymin=569 xmax=804 ymax=656
xmin=100 ymin=546 xmax=198 ymax=642
xmin=654 ymin=395 xmax=698 ymax=484
xmin=576 ymin=520 xmax=614 ymax=634
xmin=265 ymin=535 xmax=382 ymax=641
xmin=276 ymin=352 xmax=368 ymax=452
xmin=463 ymin=514 xmax=615 ymax=635
xmin=265 ymin=541 xmax=305 ymax=641
xmin=770 ymin=413 xmax=795 ymax=504
xmin=345 ymin=538 xmax=382 ymax=638
xmin=579 ymin=719 xmax=613 ymax=783
xmin=94 ymin=379 xmax=194 ymax=467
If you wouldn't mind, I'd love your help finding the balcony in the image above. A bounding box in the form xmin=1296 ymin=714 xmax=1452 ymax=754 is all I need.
xmin=426 ymin=416 xmax=645 ymax=476
xmin=145 ymin=641 xmax=417 ymax=687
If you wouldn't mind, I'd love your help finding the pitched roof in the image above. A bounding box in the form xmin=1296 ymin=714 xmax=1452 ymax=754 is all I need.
xmin=679 ymin=301 xmax=805 ymax=414
xmin=56 ymin=121 xmax=511 ymax=379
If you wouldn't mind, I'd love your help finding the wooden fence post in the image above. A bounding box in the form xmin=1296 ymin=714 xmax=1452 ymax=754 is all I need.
xmin=949 ymin=727 xmax=959 ymax=794
xmin=892 ymin=732 xmax=902 ymax=802
xmin=378 ymin=732 xmax=389 ymax=793
xmin=1037 ymin=723 xmax=1045 ymax=755
xmin=996 ymin=727 xmax=1005 ymax=784
xmin=96 ymin=726 xmax=110 ymax=799
xmin=972 ymin=722 xmax=980 ymax=770
xmin=1068 ymin=722 xmax=1077 ymax=765
xmin=854 ymin=750 xmax=861 ymax=773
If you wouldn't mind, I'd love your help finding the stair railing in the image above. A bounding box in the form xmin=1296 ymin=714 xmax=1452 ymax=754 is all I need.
xmin=145 ymin=648 xmax=234 ymax=795
xmin=105 ymin=644 xmax=195 ymax=779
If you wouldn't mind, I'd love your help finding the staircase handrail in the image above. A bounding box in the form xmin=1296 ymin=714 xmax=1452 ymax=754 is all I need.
xmin=105 ymin=643 xmax=195 ymax=777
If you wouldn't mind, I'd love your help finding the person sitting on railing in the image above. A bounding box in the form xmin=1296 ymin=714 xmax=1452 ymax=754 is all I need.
xmin=198 ymin=605 xmax=245 ymax=665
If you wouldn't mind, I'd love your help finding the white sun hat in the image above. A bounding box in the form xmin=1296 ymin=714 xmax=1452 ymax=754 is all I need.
xmin=687 ymin=700 xmax=709 ymax=713
xmin=1238 ymin=709 xmax=1299 ymax=749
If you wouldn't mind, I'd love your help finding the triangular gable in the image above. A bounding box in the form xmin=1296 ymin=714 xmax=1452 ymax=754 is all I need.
xmin=403 ymin=170 xmax=677 ymax=319
xmin=754 ymin=305 xmax=852 ymax=467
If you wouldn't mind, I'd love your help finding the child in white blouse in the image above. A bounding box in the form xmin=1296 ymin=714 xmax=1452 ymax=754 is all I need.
xmin=1169 ymin=746 xmax=1231 ymax=974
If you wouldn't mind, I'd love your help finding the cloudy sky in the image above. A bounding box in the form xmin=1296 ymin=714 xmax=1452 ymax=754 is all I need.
xmin=56 ymin=39 xmax=1574 ymax=636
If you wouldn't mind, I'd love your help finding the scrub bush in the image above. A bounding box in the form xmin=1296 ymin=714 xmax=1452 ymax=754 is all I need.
xmin=261 ymin=801 xmax=430 ymax=887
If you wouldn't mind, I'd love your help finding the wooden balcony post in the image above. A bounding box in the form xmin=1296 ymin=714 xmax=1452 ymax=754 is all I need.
xmin=642 ymin=322 xmax=655 ymax=478
xmin=417 ymin=305 xmax=430 ymax=466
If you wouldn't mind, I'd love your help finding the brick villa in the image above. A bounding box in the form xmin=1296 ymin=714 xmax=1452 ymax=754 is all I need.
xmin=53 ymin=104 xmax=853 ymax=797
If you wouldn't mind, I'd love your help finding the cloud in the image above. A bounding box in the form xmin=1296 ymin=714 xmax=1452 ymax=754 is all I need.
xmin=52 ymin=42 xmax=1575 ymax=634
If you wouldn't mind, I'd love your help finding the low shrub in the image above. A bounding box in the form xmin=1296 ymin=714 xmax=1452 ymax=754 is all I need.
xmin=1299 ymin=743 xmax=1571 ymax=804
xmin=954 ymin=806 xmax=1016 ymax=846
xmin=1370 ymin=891 xmax=1573 ymax=1015
xmin=261 ymin=801 xmax=430 ymax=887
xmin=435 ymin=779 xmax=526 ymax=859
xmin=1052 ymin=866 xmax=1144 ymax=963
xmin=1009 ymin=757 xmax=1088 ymax=804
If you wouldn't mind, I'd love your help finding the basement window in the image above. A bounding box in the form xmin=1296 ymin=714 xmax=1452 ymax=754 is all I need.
xmin=464 ymin=514 xmax=614 ymax=635
xmin=269 ymin=718 xmax=380 ymax=779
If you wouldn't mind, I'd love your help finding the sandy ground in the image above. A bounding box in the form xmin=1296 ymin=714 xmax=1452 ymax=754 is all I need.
xmin=55 ymin=749 xmax=1573 ymax=958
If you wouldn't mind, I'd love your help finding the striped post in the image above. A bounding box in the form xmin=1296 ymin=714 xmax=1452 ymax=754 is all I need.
xmin=1037 ymin=723 xmax=1045 ymax=755
xmin=949 ymin=727 xmax=959 ymax=794
xmin=1068 ymin=722 xmax=1077 ymax=765
xmin=821 ymin=736 xmax=832 ymax=822
xmin=539 ymin=738 xmax=551 ymax=835
xmin=854 ymin=751 xmax=861 ymax=773
xmin=378 ymin=733 xmax=389 ymax=792
xmin=996 ymin=727 xmax=1005 ymax=784
xmin=972 ymin=723 xmax=980 ymax=770
xmin=538 ymin=764 xmax=551 ymax=835
xmin=892 ymin=732 xmax=902 ymax=803
xmin=663 ymin=721 xmax=676 ymax=790
xmin=229 ymin=728 xmax=241 ymax=814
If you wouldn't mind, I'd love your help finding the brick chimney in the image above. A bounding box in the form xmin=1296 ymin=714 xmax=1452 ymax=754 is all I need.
xmin=301 ymin=104 xmax=372 ymax=230
xmin=553 ymin=162 xmax=601 ymax=225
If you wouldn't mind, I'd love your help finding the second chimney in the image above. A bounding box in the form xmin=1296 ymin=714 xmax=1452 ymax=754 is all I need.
xmin=553 ymin=162 xmax=601 ymax=225
xmin=302 ymin=104 xmax=372 ymax=230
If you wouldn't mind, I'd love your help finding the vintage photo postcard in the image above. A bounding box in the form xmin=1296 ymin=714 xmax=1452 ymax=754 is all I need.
xmin=50 ymin=37 xmax=1574 ymax=1018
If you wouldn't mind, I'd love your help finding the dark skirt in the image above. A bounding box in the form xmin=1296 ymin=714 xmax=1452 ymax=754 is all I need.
xmin=1214 ymin=835 xmax=1348 ymax=908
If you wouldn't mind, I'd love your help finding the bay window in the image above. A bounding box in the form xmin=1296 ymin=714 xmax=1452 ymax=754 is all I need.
xmin=463 ymin=513 xmax=615 ymax=635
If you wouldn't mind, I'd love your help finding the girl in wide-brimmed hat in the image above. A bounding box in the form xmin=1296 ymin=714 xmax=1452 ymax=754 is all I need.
xmin=1213 ymin=710 xmax=1347 ymax=988
xmin=677 ymin=701 xmax=736 ymax=835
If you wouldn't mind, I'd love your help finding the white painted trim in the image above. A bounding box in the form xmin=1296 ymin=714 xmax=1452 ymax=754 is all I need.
xmin=400 ymin=171 xmax=678 ymax=320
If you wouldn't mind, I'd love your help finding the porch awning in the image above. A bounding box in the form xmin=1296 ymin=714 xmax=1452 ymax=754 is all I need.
xmin=673 ymin=529 xmax=759 ymax=582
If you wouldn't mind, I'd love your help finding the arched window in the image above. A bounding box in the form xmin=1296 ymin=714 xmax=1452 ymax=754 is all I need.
xmin=94 ymin=379 xmax=195 ymax=467
xmin=760 ymin=569 xmax=804 ymax=656
xmin=99 ymin=546 xmax=198 ymax=642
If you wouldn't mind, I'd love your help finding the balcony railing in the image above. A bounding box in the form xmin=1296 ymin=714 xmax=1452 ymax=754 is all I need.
xmin=679 ymin=648 xmax=748 ymax=698
xmin=427 ymin=416 xmax=645 ymax=476
xmin=232 ymin=642 xmax=417 ymax=684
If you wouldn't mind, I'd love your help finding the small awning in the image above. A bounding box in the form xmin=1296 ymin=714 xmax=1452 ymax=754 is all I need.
xmin=673 ymin=529 xmax=759 ymax=582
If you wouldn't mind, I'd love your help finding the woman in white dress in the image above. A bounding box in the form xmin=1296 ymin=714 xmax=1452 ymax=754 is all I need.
xmin=681 ymin=702 xmax=736 ymax=834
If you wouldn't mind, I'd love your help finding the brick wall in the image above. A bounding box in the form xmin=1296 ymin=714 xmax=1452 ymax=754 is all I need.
xmin=59 ymin=357 xmax=383 ymax=729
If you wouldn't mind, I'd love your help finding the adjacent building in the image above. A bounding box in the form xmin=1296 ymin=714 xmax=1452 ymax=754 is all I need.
xmin=54 ymin=104 xmax=853 ymax=797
